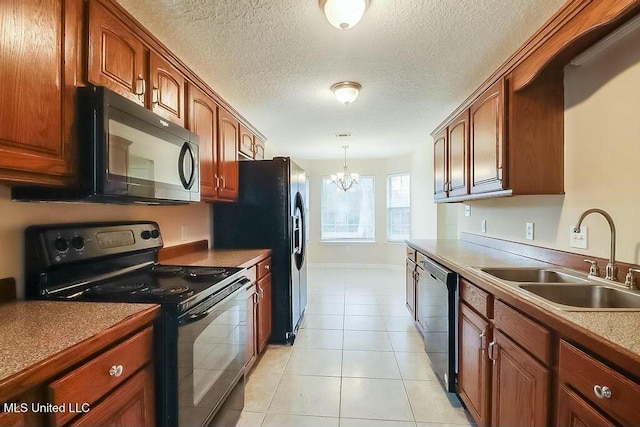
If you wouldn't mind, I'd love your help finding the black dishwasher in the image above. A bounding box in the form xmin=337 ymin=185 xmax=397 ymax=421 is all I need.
xmin=417 ymin=256 xmax=459 ymax=394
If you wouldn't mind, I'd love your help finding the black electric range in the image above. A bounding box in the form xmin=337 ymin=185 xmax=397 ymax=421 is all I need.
xmin=24 ymin=222 xmax=250 ymax=427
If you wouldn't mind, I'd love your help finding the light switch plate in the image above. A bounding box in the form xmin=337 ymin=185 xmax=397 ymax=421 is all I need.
xmin=526 ymin=222 xmax=534 ymax=240
xmin=570 ymin=226 xmax=588 ymax=249
xmin=465 ymin=205 xmax=471 ymax=217
xmin=481 ymin=220 xmax=487 ymax=233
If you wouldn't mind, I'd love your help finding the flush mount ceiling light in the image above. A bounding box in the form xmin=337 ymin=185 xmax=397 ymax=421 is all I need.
xmin=331 ymin=81 xmax=362 ymax=105
xmin=330 ymin=146 xmax=359 ymax=192
xmin=320 ymin=0 xmax=369 ymax=30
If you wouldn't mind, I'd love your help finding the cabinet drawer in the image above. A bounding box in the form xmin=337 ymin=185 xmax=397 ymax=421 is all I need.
xmin=416 ymin=252 xmax=427 ymax=268
xmin=49 ymin=327 xmax=153 ymax=426
xmin=406 ymin=247 xmax=416 ymax=262
xmin=257 ymin=258 xmax=271 ymax=279
xmin=460 ymin=278 xmax=493 ymax=319
xmin=494 ymin=300 xmax=551 ymax=365
xmin=559 ymin=340 xmax=640 ymax=426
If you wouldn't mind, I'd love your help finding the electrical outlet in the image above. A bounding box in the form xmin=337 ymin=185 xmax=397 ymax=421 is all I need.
xmin=570 ymin=226 xmax=588 ymax=249
xmin=526 ymin=222 xmax=534 ymax=240
xmin=481 ymin=219 xmax=487 ymax=233
xmin=181 ymin=225 xmax=189 ymax=241
xmin=465 ymin=205 xmax=471 ymax=217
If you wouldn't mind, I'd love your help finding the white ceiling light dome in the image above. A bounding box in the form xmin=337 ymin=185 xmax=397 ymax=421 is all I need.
xmin=331 ymin=81 xmax=362 ymax=105
xmin=321 ymin=0 xmax=369 ymax=30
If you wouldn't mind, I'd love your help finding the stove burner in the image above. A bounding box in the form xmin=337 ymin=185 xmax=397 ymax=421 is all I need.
xmin=153 ymin=265 xmax=184 ymax=275
xmin=150 ymin=286 xmax=192 ymax=297
xmin=88 ymin=282 xmax=148 ymax=296
xmin=187 ymin=267 xmax=229 ymax=277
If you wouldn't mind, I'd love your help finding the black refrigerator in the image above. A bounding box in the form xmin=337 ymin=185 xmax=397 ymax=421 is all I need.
xmin=213 ymin=157 xmax=307 ymax=344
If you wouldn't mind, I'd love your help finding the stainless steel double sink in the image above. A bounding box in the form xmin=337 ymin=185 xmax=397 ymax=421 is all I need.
xmin=474 ymin=267 xmax=640 ymax=311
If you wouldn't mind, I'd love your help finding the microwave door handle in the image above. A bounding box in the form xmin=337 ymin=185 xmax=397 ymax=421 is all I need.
xmin=178 ymin=142 xmax=196 ymax=189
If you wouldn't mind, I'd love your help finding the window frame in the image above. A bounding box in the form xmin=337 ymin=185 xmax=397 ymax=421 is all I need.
xmin=386 ymin=172 xmax=411 ymax=243
xmin=320 ymin=175 xmax=376 ymax=243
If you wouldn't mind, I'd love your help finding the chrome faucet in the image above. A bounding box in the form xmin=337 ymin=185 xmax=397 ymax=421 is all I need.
xmin=574 ymin=209 xmax=617 ymax=281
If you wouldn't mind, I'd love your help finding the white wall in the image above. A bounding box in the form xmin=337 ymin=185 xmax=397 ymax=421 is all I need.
xmin=457 ymin=28 xmax=640 ymax=265
xmin=410 ymin=140 xmax=439 ymax=240
xmin=0 ymin=185 xmax=211 ymax=299
xmin=299 ymin=155 xmax=411 ymax=268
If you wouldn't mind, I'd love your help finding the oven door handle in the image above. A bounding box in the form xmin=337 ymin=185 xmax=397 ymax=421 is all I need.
xmin=178 ymin=280 xmax=249 ymax=326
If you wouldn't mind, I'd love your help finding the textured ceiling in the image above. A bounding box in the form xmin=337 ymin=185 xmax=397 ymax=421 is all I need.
xmin=116 ymin=0 xmax=566 ymax=159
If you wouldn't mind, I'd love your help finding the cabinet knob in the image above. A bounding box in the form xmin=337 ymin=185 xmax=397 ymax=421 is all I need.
xmin=109 ymin=365 xmax=124 ymax=378
xmin=593 ymin=385 xmax=612 ymax=399
xmin=265 ymin=264 xmax=270 ymax=270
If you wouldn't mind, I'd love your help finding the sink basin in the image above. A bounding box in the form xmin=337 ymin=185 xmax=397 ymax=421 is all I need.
xmin=520 ymin=284 xmax=640 ymax=310
xmin=479 ymin=268 xmax=587 ymax=283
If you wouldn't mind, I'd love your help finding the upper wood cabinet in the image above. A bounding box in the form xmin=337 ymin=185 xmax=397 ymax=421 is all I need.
xmin=88 ymin=0 xmax=147 ymax=106
xmin=217 ymin=108 xmax=240 ymax=201
xmin=187 ymin=84 xmax=218 ymax=201
xmin=470 ymin=80 xmax=505 ymax=195
xmin=0 ymin=0 xmax=80 ymax=186
xmin=150 ymin=51 xmax=185 ymax=126
xmin=433 ymin=129 xmax=448 ymax=200
xmin=448 ymin=110 xmax=470 ymax=197
xmin=254 ymin=136 xmax=265 ymax=160
xmin=239 ymin=124 xmax=255 ymax=159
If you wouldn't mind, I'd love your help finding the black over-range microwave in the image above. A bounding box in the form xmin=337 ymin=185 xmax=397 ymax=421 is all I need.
xmin=13 ymin=86 xmax=200 ymax=204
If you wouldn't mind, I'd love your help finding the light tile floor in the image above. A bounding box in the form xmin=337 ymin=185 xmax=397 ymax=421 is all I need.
xmin=234 ymin=266 xmax=474 ymax=427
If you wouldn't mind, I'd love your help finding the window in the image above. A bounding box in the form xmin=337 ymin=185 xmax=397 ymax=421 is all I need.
xmin=387 ymin=173 xmax=410 ymax=241
xmin=321 ymin=176 xmax=375 ymax=241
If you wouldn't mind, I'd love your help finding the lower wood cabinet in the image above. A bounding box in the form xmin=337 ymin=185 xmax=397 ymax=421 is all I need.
xmin=257 ymin=271 xmax=272 ymax=354
xmin=491 ymin=330 xmax=550 ymax=427
xmin=557 ymin=385 xmax=616 ymax=427
xmin=405 ymin=258 xmax=416 ymax=319
xmin=458 ymin=303 xmax=491 ymax=427
xmin=69 ymin=367 xmax=154 ymax=427
xmin=245 ymin=283 xmax=258 ymax=371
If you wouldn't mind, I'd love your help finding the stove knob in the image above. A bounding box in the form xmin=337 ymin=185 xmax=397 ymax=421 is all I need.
xmin=150 ymin=229 xmax=160 ymax=239
xmin=54 ymin=237 xmax=69 ymax=252
xmin=141 ymin=230 xmax=152 ymax=240
xmin=71 ymin=236 xmax=85 ymax=250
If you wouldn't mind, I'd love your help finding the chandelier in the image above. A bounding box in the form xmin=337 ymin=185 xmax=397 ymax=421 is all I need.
xmin=330 ymin=146 xmax=359 ymax=191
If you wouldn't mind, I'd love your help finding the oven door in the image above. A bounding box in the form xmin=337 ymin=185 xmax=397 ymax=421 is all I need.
xmin=177 ymin=280 xmax=249 ymax=427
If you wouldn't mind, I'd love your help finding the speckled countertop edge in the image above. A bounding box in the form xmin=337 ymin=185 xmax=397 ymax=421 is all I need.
xmin=161 ymin=248 xmax=271 ymax=269
xmin=0 ymin=301 xmax=156 ymax=383
xmin=406 ymin=239 xmax=640 ymax=360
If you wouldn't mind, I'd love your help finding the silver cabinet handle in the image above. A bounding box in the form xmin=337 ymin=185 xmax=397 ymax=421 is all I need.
xmin=135 ymin=74 xmax=146 ymax=98
xmin=152 ymin=85 xmax=159 ymax=104
xmin=488 ymin=339 xmax=497 ymax=364
xmin=478 ymin=330 xmax=486 ymax=351
xmin=593 ymin=385 xmax=612 ymax=399
xmin=109 ymin=365 xmax=124 ymax=377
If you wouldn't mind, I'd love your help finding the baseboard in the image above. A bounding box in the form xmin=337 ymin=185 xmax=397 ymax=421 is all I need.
xmin=307 ymin=263 xmax=404 ymax=271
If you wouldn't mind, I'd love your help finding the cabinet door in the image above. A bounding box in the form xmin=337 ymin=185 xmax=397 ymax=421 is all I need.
xmin=491 ymin=330 xmax=549 ymax=427
xmin=448 ymin=110 xmax=469 ymax=197
xmin=187 ymin=84 xmax=218 ymax=201
xmin=150 ymin=51 xmax=185 ymax=126
xmin=0 ymin=411 xmax=25 ymax=427
xmin=0 ymin=0 xmax=78 ymax=185
xmin=405 ymin=259 xmax=416 ymax=319
xmin=557 ymin=385 xmax=616 ymax=427
xmin=245 ymin=285 xmax=258 ymax=371
xmin=458 ymin=303 xmax=491 ymax=427
xmin=239 ymin=124 xmax=255 ymax=159
xmin=217 ymin=108 xmax=240 ymax=200
xmin=70 ymin=367 xmax=155 ymax=427
xmin=433 ymin=129 xmax=448 ymax=200
xmin=254 ymin=136 xmax=265 ymax=160
xmin=470 ymin=79 xmax=506 ymax=194
xmin=257 ymin=273 xmax=272 ymax=354
xmin=88 ymin=0 xmax=147 ymax=106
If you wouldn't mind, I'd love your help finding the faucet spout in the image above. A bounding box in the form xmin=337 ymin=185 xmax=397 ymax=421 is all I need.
xmin=574 ymin=208 xmax=617 ymax=281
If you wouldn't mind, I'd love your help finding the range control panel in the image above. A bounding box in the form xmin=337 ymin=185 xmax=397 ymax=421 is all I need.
xmin=26 ymin=222 xmax=163 ymax=267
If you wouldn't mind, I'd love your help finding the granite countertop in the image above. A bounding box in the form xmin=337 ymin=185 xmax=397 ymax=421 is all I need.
xmin=162 ymin=248 xmax=271 ymax=269
xmin=0 ymin=301 xmax=156 ymax=385
xmin=406 ymin=239 xmax=640 ymax=362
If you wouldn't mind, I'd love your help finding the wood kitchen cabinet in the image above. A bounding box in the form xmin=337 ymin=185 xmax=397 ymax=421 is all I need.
xmin=0 ymin=0 xmax=80 ymax=186
xmin=405 ymin=247 xmax=417 ymax=319
xmin=458 ymin=303 xmax=491 ymax=427
xmin=256 ymin=258 xmax=273 ymax=354
xmin=149 ymin=51 xmax=186 ymax=126
xmin=187 ymin=84 xmax=219 ymax=200
xmin=88 ymin=0 xmax=148 ymax=106
xmin=447 ymin=110 xmax=470 ymax=197
xmin=557 ymin=385 xmax=616 ymax=427
xmin=470 ymin=80 xmax=505 ymax=195
xmin=253 ymin=136 xmax=265 ymax=160
xmin=239 ymin=124 xmax=255 ymax=159
xmin=245 ymin=283 xmax=258 ymax=371
xmin=217 ymin=108 xmax=240 ymax=200
xmin=432 ymin=129 xmax=448 ymax=200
